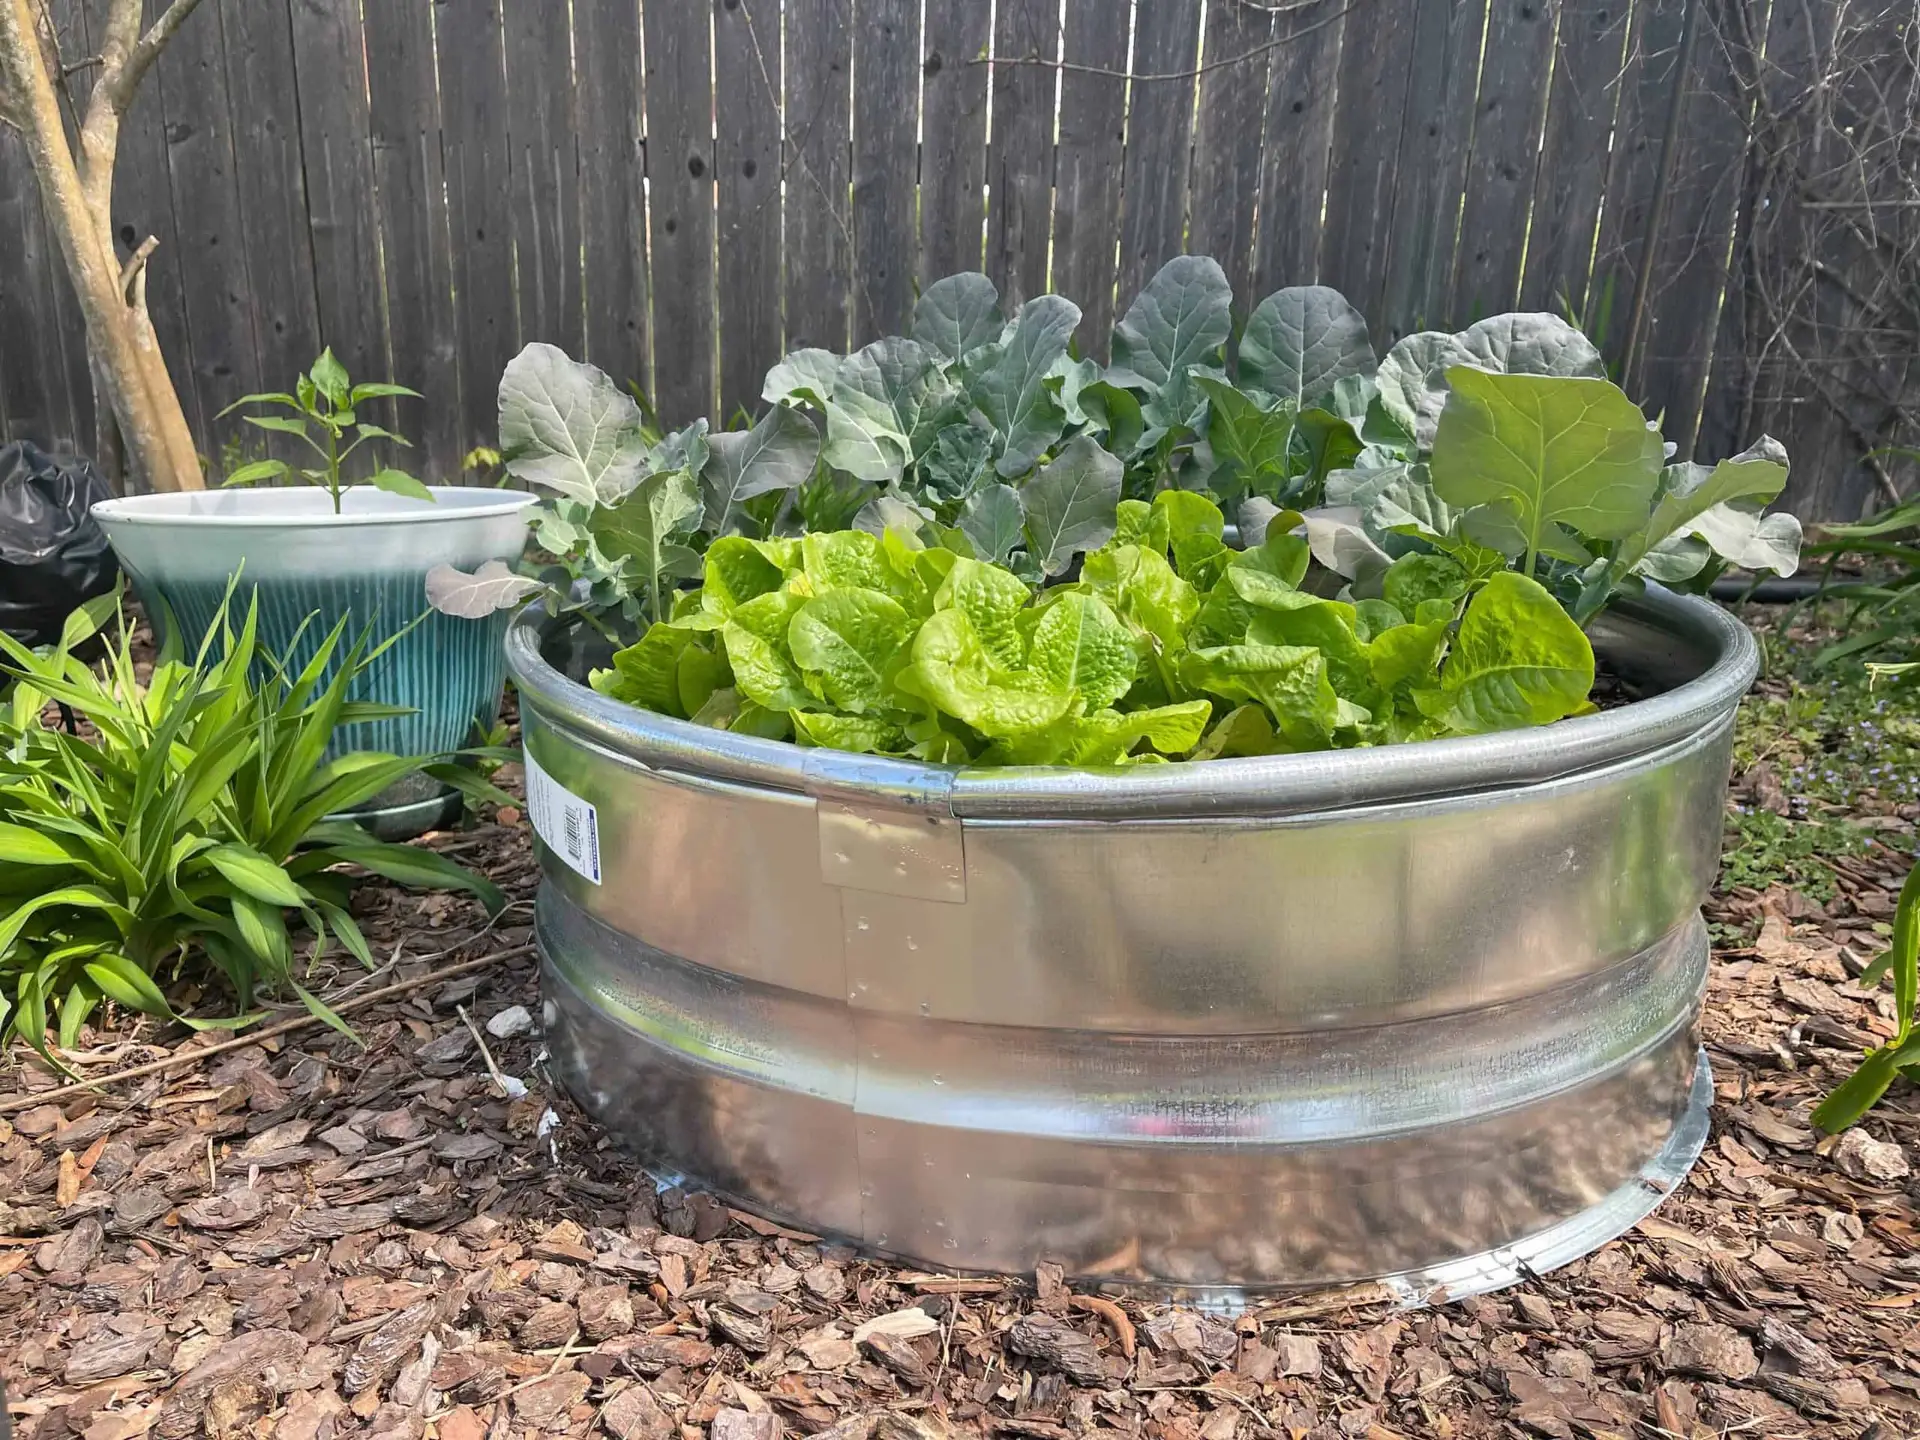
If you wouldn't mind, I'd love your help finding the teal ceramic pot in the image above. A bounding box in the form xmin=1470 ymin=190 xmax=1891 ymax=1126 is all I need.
xmin=92 ymin=486 xmax=537 ymax=838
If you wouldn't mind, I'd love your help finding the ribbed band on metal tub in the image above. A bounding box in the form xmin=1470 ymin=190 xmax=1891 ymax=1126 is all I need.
xmin=539 ymin=891 xmax=1707 ymax=1290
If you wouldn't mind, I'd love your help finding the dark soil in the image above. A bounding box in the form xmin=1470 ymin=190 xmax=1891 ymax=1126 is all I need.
xmin=2 ymin=666 xmax=1918 ymax=1440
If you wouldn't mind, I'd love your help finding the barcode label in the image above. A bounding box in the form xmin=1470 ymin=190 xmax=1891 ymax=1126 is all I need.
xmin=524 ymin=748 xmax=602 ymax=884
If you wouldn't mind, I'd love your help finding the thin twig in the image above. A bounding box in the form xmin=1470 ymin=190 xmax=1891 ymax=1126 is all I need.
xmin=455 ymin=1002 xmax=522 ymax=1098
xmin=0 ymin=943 xmax=535 ymax=1116
xmin=487 ymin=1331 xmax=583 ymax=1404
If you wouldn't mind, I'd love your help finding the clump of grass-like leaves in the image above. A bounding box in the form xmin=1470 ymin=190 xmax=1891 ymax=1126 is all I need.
xmin=0 ymin=587 xmax=501 ymax=1063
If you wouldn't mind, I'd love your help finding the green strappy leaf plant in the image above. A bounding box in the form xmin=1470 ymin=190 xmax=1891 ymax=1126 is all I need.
xmin=0 ymin=586 xmax=503 ymax=1063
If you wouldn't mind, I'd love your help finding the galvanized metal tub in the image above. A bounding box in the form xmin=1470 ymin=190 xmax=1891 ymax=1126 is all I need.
xmin=509 ymin=587 xmax=1754 ymax=1300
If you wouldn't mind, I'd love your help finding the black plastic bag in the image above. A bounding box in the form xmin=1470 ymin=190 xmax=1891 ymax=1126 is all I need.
xmin=0 ymin=440 xmax=119 ymax=648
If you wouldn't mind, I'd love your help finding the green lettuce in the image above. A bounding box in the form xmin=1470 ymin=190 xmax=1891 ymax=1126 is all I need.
xmin=592 ymin=492 xmax=1609 ymax=768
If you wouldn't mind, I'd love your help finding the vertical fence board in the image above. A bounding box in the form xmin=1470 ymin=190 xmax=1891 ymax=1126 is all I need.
xmin=1694 ymin=0 xmax=1775 ymax=468
xmin=439 ymin=1 xmax=515 ymax=454
xmin=0 ymin=0 xmax=1908 ymax=519
xmin=784 ymin=0 xmax=853 ymax=352
xmin=1695 ymin=141 xmax=1765 ymax=472
xmin=575 ymin=0 xmax=649 ymax=397
xmin=1117 ymin=0 xmax=1202 ymax=307
xmin=1252 ymin=0 xmax=1347 ymax=294
xmin=643 ymin=0 xmax=716 ymax=422
xmin=1319 ymin=0 xmax=1419 ymax=323
xmin=364 ymin=0 xmax=462 ymax=477
xmin=1696 ymin=0 xmax=1882 ymax=520
xmin=986 ymin=0 xmax=1054 ymax=308
xmin=1588 ymin=0 xmax=1689 ymax=389
xmin=852 ymin=0 xmax=919 ymax=337
xmin=0 ymin=0 xmax=86 ymax=449
xmin=158 ymin=1 xmax=259 ymax=439
xmin=0 ymin=131 xmax=67 ymax=448
xmin=1449 ymin=0 xmax=1557 ymax=321
xmin=1517 ymin=0 xmax=1632 ymax=318
xmin=716 ymin=0 xmax=783 ymax=418
xmin=1053 ymin=0 xmax=1128 ymax=351
xmin=1379 ymin=0 xmax=1484 ymax=336
xmin=287 ymin=0 xmax=384 ymax=386
xmin=1698 ymin=0 xmax=1812 ymax=479
xmin=505 ymin=0 xmax=585 ymax=363
xmin=222 ymin=0 xmax=322 ymax=405
xmin=1189 ymin=1 xmax=1273 ymax=310
xmin=919 ymin=0 xmax=990 ymax=285
xmin=1636 ymin=4 xmax=1752 ymax=454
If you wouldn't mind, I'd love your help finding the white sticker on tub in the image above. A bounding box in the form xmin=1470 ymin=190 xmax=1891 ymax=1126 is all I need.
xmin=525 ymin=749 xmax=602 ymax=884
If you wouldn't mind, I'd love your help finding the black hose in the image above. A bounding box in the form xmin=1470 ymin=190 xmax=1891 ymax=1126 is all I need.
xmin=1709 ymin=575 xmax=1829 ymax=603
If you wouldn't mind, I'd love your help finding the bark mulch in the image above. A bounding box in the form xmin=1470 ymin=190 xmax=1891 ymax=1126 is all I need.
xmin=2 ymin=766 xmax=1918 ymax=1440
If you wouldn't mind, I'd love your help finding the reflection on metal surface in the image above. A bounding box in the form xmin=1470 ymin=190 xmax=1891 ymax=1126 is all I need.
xmin=511 ymin=587 xmax=1754 ymax=1293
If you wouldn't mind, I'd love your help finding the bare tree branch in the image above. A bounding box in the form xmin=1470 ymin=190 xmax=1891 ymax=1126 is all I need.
xmin=117 ymin=232 xmax=156 ymax=305
xmin=36 ymin=0 xmax=83 ymax=151
xmin=90 ymin=0 xmax=140 ymax=112
xmin=95 ymin=0 xmax=204 ymax=117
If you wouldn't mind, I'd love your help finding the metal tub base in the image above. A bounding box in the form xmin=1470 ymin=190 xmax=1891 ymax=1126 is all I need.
xmin=512 ymin=588 xmax=1755 ymax=1295
xmin=539 ymin=894 xmax=1710 ymax=1296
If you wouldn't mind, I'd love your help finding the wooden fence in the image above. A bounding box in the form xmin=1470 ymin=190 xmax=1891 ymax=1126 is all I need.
xmin=0 ymin=0 xmax=1910 ymax=520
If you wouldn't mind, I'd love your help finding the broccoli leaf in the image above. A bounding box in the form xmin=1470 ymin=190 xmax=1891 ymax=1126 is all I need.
xmin=498 ymin=342 xmax=647 ymax=505
xmin=1108 ymin=256 xmax=1233 ymax=398
xmin=965 ymin=294 xmax=1082 ymax=477
xmin=702 ymin=405 xmax=821 ymax=534
xmin=1430 ymin=369 xmax=1664 ymax=568
xmin=1019 ymin=435 xmax=1122 ymax=576
xmin=912 ymin=272 xmax=1006 ymax=362
xmin=1238 ymin=286 xmax=1376 ymax=411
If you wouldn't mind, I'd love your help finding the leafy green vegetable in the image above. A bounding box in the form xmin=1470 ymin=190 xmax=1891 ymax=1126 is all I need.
xmin=1376 ymin=314 xmax=1604 ymax=449
xmin=958 ymin=484 xmax=1025 ymax=565
xmin=967 ymin=294 xmax=1081 ymax=477
xmin=912 ymin=272 xmax=1007 ymax=362
xmin=1107 ymin=256 xmax=1233 ymax=429
xmin=592 ymin=490 xmax=1617 ymax=768
xmin=498 ymin=342 xmax=648 ymax=506
xmin=822 ymin=336 xmax=938 ymax=483
xmin=1197 ymin=378 xmax=1296 ymax=506
xmin=1422 ymin=572 xmax=1595 ymax=733
xmin=1020 ymin=436 xmax=1123 ymax=576
xmin=453 ymin=343 xmax=826 ymax=641
xmin=504 ymin=267 xmax=1800 ymax=769
xmin=1430 ymin=368 xmax=1665 ymax=575
xmin=593 ymin=469 xmax=705 ymax=625
xmin=1237 ymin=286 xmax=1376 ymax=411
xmin=1317 ymin=357 xmax=1797 ymax=627
xmin=703 ymin=404 xmax=822 ymax=534
xmin=0 ymin=589 xmax=501 ymax=1060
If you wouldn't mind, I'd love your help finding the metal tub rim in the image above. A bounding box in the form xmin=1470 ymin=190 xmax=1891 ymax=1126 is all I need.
xmin=506 ymin=585 xmax=1756 ymax=821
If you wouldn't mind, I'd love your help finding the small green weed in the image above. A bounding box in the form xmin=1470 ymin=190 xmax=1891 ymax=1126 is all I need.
xmin=1721 ymin=808 xmax=1873 ymax=902
xmin=1723 ymin=606 xmax=1919 ymax=896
